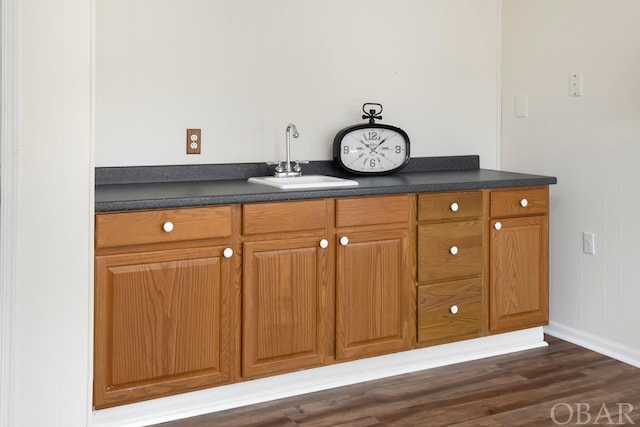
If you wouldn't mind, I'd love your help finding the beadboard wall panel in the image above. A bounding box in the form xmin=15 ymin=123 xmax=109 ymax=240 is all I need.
xmin=501 ymin=0 xmax=640 ymax=355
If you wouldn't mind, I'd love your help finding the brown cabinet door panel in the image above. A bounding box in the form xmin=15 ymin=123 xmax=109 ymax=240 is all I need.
xmin=94 ymin=246 xmax=234 ymax=408
xmin=490 ymin=216 xmax=549 ymax=332
xmin=109 ymin=258 xmax=220 ymax=384
xmin=336 ymin=229 xmax=410 ymax=360
xmin=242 ymin=237 xmax=328 ymax=377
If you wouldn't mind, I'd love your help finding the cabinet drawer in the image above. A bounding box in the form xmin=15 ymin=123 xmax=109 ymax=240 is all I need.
xmin=491 ymin=186 xmax=548 ymax=218
xmin=336 ymin=194 xmax=410 ymax=228
xmin=417 ymin=278 xmax=483 ymax=343
xmin=418 ymin=191 xmax=483 ymax=222
xmin=242 ymin=199 xmax=327 ymax=235
xmin=418 ymin=220 xmax=483 ymax=282
xmin=95 ymin=206 xmax=232 ymax=249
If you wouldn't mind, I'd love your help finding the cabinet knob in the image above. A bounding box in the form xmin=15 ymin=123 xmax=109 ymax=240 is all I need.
xmin=494 ymin=221 xmax=502 ymax=230
xmin=450 ymin=305 xmax=459 ymax=315
xmin=162 ymin=221 xmax=174 ymax=233
xmin=520 ymin=198 xmax=529 ymax=207
xmin=319 ymin=239 xmax=329 ymax=249
xmin=449 ymin=245 xmax=459 ymax=255
xmin=450 ymin=202 xmax=459 ymax=212
xmin=223 ymin=248 xmax=233 ymax=258
xmin=340 ymin=236 xmax=349 ymax=246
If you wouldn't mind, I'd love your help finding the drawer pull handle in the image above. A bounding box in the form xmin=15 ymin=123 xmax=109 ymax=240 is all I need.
xmin=450 ymin=305 xmax=459 ymax=315
xmin=494 ymin=221 xmax=502 ymax=231
xmin=162 ymin=221 xmax=174 ymax=233
xmin=449 ymin=246 xmax=459 ymax=255
xmin=520 ymin=198 xmax=529 ymax=208
xmin=340 ymin=236 xmax=349 ymax=246
xmin=223 ymin=248 xmax=233 ymax=258
xmin=450 ymin=202 xmax=459 ymax=212
xmin=319 ymin=239 xmax=329 ymax=249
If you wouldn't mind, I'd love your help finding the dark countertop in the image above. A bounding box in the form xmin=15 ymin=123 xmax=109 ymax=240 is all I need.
xmin=95 ymin=156 xmax=557 ymax=212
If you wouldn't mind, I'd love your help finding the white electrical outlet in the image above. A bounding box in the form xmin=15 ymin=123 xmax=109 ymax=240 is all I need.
xmin=583 ymin=232 xmax=595 ymax=255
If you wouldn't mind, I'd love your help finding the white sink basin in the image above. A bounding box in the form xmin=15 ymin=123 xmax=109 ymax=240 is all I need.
xmin=248 ymin=175 xmax=359 ymax=190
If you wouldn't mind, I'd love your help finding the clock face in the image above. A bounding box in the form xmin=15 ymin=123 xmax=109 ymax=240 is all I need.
xmin=336 ymin=126 xmax=410 ymax=175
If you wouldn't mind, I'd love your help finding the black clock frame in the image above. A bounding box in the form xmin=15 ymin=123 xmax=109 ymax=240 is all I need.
xmin=333 ymin=122 xmax=411 ymax=176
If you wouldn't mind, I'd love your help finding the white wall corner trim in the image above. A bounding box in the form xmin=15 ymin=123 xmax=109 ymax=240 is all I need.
xmin=92 ymin=327 xmax=546 ymax=427
xmin=545 ymin=322 xmax=640 ymax=369
xmin=0 ymin=0 xmax=20 ymax=425
xmin=495 ymin=0 xmax=503 ymax=170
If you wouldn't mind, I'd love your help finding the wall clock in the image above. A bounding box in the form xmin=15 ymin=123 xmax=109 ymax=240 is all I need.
xmin=333 ymin=103 xmax=410 ymax=175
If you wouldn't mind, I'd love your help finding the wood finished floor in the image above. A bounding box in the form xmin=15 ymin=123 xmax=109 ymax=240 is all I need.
xmin=154 ymin=336 xmax=640 ymax=426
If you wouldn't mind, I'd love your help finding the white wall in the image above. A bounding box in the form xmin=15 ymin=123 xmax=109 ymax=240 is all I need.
xmin=7 ymin=2 xmax=500 ymax=426
xmin=501 ymin=0 xmax=640 ymax=364
xmin=95 ymin=0 xmax=500 ymax=168
xmin=11 ymin=1 xmax=640 ymax=426
xmin=12 ymin=0 xmax=93 ymax=426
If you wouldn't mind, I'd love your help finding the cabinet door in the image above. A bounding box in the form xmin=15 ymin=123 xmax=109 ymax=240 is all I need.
xmin=489 ymin=216 xmax=549 ymax=333
xmin=336 ymin=229 xmax=410 ymax=360
xmin=242 ymin=237 xmax=329 ymax=378
xmin=94 ymin=246 xmax=236 ymax=409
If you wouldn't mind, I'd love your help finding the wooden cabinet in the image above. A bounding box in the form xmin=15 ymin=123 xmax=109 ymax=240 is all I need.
xmin=241 ymin=200 xmax=331 ymax=378
xmin=335 ymin=195 xmax=412 ymax=360
xmin=242 ymin=195 xmax=412 ymax=370
xmin=416 ymin=191 xmax=485 ymax=345
xmin=93 ymin=185 xmax=552 ymax=408
xmin=94 ymin=206 xmax=239 ymax=409
xmin=489 ymin=186 xmax=549 ymax=333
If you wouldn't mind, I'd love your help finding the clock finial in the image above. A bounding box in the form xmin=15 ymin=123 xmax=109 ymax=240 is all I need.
xmin=362 ymin=102 xmax=383 ymax=124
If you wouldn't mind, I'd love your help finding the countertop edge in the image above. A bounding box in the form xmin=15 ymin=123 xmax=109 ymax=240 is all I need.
xmin=95 ymin=173 xmax=557 ymax=212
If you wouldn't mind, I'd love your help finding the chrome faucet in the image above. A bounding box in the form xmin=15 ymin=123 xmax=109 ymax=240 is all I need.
xmin=285 ymin=123 xmax=299 ymax=173
xmin=272 ymin=123 xmax=306 ymax=177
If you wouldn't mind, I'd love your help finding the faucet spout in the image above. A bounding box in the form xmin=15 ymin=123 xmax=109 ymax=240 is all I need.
xmin=285 ymin=123 xmax=299 ymax=173
xmin=271 ymin=123 xmax=304 ymax=177
xmin=286 ymin=123 xmax=299 ymax=138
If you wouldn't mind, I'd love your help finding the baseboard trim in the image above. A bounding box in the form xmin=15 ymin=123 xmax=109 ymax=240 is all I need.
xmin=544 ymin=322 xmax=640 ymax=369
xmin=92 ymin=327 xmax=546 ymax=427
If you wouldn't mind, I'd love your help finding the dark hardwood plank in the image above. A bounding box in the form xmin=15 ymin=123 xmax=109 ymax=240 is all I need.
xmin=153 ymin=336 xmax=640 ymax=427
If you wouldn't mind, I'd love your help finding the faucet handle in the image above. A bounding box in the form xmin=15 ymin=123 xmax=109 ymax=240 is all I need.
xmin=266 ymin=161 xmax=285 ymax=174
xmin=293 ymin=160 xmax=308 ymax=173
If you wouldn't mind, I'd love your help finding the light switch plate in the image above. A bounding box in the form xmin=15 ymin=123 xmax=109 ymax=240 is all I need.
xmin=569 ymin=73 xmax=582 ymax=96
xmin=515 ymin=95 xmax=528 ymax=118
xmin=583 ymin=231 xmax=595 ymax=255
